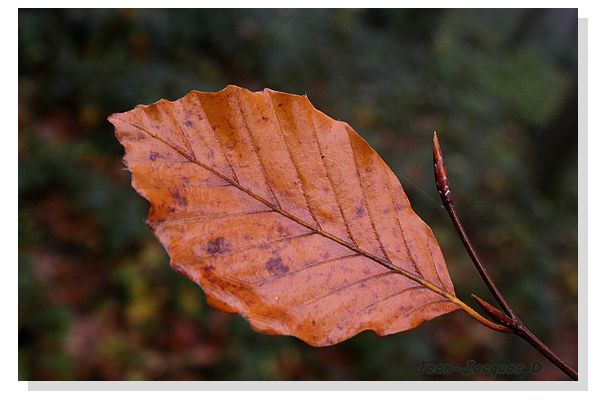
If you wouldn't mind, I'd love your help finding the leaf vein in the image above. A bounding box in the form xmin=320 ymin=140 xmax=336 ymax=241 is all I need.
xmin=347 ymin=130 xmax=393 ymax=265
xmin=155 ymin=209 xmax=274 ymax=229
xmin=193 ymin=93 xmax=241 ymax=185
xmin=166 ymin=102 xmax=196 ymax=160
xmin=290 ymin=271 xmax=397 ymax=312
xmin=336 ymin=295 xmax=449 ymax=333
xmin=266 ymin=92 xmax=322 ymax=230
xmin=233 ymin=93 xmax=281 ymax=208
xmin=387 ymin=178 xmax=425 ymax=278
xmin=309 ymin=118 xmax=359 ymax=247
xmin=198 ymin=231 xmax=315 ymax=261
xmin=254 ymin=254 xmax=360 ymax=287
xmin=425 ymin=227 xmax=448 ymax=292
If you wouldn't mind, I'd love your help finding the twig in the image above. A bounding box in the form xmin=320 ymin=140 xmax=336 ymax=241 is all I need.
xmin=432 ymin=131 xmax=578 ymax=381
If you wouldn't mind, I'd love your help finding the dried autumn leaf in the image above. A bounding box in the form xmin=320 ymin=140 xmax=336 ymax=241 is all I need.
xmin=108 ymin=85 xmax=460 ymax=346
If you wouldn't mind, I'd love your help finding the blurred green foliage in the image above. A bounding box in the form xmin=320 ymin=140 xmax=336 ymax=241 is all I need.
xmin=19 ymin=9 xmax=577 ymax=380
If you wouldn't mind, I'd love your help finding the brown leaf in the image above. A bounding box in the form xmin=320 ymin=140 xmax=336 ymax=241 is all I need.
xmin=108 ymin=85 xmax=459 ymax=346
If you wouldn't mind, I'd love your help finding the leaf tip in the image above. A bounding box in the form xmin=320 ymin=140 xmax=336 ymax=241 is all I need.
xmin=107 ymin=112 xmax=127 ymax=128
xmin=107 ymin=113 xmax=118 ymax=124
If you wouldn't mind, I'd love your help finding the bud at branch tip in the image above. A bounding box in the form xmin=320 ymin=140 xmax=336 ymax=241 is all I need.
xmin=432 ymin=130 xmax=452 ymax=204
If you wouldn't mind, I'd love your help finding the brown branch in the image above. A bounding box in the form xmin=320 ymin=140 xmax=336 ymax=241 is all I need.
xmin=432 ymin=131 xmax=578 ymax=381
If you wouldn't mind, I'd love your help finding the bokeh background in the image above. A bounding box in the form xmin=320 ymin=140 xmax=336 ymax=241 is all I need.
xmin=18 ymin=9 xmax=578 ymax=380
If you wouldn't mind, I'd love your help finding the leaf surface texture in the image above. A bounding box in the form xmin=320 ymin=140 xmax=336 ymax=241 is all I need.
xmin=109 ymin=85 xmax=458 ymax=346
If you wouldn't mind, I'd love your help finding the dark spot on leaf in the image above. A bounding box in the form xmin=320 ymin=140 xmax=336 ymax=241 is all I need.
xmin=184 ymin=120 xmax=193 ymax=127
xmin=207 ymin=237 xmax=228 ymax=254
xmin=171 ymin=189 xmax=188 ymax=206
xmin=203 ymin=264 xmax=214 ymax=272
xmin=278 ymin=102 xmax=284 ymax=107
xmin=264 ymin=256 xmax=289 ymax=275
xmin=355 ymin=206 xmax=365 ymax=217
xmin=149 ymin=151 xmax=161 ymax=161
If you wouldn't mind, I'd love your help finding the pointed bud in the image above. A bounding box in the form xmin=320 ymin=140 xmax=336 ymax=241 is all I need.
xmin=432 ymin=131 xmax=452 ymax=205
